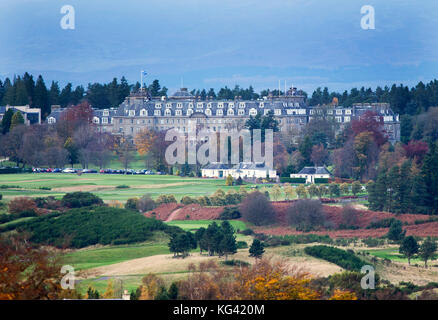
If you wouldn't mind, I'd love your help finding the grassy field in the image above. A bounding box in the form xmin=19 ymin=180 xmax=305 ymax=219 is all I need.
xmin=0 ymin=173 xmax=261 ymax=201
xmin=366 ymin=248 xmax=425 ymax=264
xmin=64 ymin=232 xmax=171 ymax=271
xmin=166 ymin=220 xmax=248 ymax=232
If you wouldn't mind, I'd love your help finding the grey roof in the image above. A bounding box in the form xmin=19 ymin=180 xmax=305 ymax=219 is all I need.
xmin=202 ymin=163 xmax=231 ymax=170
xmin=232 ymin=162 xmax=272 ymax=171
xmin=297 ymin=166 xmax=332 ymax=175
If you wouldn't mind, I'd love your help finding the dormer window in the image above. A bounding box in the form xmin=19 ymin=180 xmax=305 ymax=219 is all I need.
xmin=175 ymin=110 xmax=182 ymax=116
xmin=155 ymin=103 xmax=162 ymax=109
xmin=165 ymin=109 xmax=171 ymax=116
xmin=48 ymin=117 xmax=56 ymax=124
xmin=218 ymin=102 xmax=224 ymax=108
xmin=238 ymin=109 xmax=244 ymax=115
xmin=102 ymin=117 xmax=108 ymax=124
xmin=228 ymin=102 xmax=234 ymax=109
xmin=197 ymin=102 xmax=204 ymax=108
xmin=274 ymin=109 xmax=281 ymax=115
xmin=154 ymin=110 xmax=161 ymax=116
xmin=103 ymin=110 xmax=109 ymax=116
xmin=345 ymin=109 xmax=352 ymax=115
xmin=205 ymin=109 xmax=212 ymax=116
xmin=140 ymin=109 xmax=147 ymax=116
xmin=187 ymin=109 xmax=193 ymax=116
xmin=259 ymin=102 xmax=264 ymax=108
xmin=207 ymin=103 xmax=212 ymax=108
xmin=239 ymin=102 xmax=245 ymax=108
xmin=216 ymin=109 xmax=223 ymax=116
xmin=188 ymin=103 xmax=194 ymax=109
xmin=249 ymin=108 xmax=257 ymax=116
xmin=128 ymin=110 xmax=135 ymax=117
xmin=93 ymin=116 xmax=100 ymax=124
xmin=177 ymin=103 xmax=183 ymax=108
xmin=227 ymin=109 xmax=234 ymax=116
xmin=166 ymin=103 xmax=172 ymax=108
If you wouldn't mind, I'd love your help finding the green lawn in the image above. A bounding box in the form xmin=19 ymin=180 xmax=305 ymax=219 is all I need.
xmin=166 ymin=220 xmax=248 ymax=232
xmin=64 ymin=234 xmax=171 ymax=271
xmin=0 ymin=173 xmax=258 ymax=201
xmin=366 ymin=248 xmax=425 ymax=264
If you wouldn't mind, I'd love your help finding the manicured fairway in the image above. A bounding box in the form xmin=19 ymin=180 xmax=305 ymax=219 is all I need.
xmin=166 ymin=220 xmax=248 ymax=232
xmin=366 ymin=248 xmax=425 ymax=264
xmin=0 ymin=173 xmax=258 ymax=201
xmin=64 ymin=237 xmax=171 ymax=271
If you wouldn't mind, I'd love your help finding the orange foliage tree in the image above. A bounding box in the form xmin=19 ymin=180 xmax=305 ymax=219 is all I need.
xmin=0 ymin=234 xmax=79 ymax=300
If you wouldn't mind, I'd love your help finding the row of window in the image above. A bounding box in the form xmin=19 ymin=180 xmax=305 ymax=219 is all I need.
xmin=152 ymin=101 xmax=301 ymax=109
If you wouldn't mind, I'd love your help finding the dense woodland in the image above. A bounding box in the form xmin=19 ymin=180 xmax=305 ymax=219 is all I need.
xmin=1 ymin=72 xmax=438 ymax=119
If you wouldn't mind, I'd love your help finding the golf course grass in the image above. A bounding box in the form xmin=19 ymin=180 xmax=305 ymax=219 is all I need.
xmin=0 ymin=173 xmax=261 ymax=201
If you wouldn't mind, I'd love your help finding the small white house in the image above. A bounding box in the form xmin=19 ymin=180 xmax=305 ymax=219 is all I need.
xmin=201 ymin=163 xmax=232 ymax=178
xmin=202 ymin=162 xmax=277 ymax=180
xmin=290 ymin=166 xmax=332 ymax=184
xmin=228 ymin=162 xmax=277 ymax=180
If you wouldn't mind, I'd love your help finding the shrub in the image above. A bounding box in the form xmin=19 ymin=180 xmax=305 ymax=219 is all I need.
xmin=219 ymin=206 xmax=241 ymax=220
xmin=8 ymin=197 xmax=38 ymax=215
xmin=304 ymin=245 xmax=367 ymax=271
xmin=236 ymin=241 xmax=248 ymax=249
xmin=15 ymin=207 xmax=176 ymax=248
xmin=116 ymin=185 xmax=130 ymax=189
xmin=137 ymin=194 xmax=156 ymax=212
xmin=156 ymin=194 xmax=177 ymax=205
xmin=239 ymin=191 xmax=276 ymax=226
xmin=61 ymin=192 xmax=104 ymax=208
xmin=125 ymin=198 xmax=139 ymax=211
xmin=287 ymin=199 xmax=327 ymax=231
xmin=366 ymin=218 xmax=398 ymax=229
xmin=239 ymin=228 xmax=254 ymax=236
xmin=362 ymin=237 xmax=384 ymax=247
xmin=280 ymin=177 xmax=306 ymax=183
xmin=387 ymin=220 xmax=406 ymax=241
xmin=221 ymin=259 xmax=249 ymax=267
xmin=340 ymin=205 xmax=360 ymax=228
xmin=180 ymin=196 xmax=197 ymax=205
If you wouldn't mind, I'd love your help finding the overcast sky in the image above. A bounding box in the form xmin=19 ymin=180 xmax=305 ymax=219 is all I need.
xmin=0 ymin=0 xmax=437 ymax=94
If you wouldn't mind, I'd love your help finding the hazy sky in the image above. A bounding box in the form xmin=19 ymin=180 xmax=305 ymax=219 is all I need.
xmin=0 ymin=0 xmax=437 ymax=94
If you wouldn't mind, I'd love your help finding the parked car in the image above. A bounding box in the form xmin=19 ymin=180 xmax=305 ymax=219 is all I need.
xmin=62 ymin=168 xmax=76 ymax=173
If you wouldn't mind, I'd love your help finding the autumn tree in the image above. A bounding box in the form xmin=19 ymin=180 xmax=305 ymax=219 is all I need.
xmin=116 ymin=137 xmax=135 ymax=171
xmin=239 ymin=191 xmax=276 ymax=226
xmin=310 ymin=144 xmax=328 ymax=166
xmin=0 ymin=234 xmax=79 ymax=300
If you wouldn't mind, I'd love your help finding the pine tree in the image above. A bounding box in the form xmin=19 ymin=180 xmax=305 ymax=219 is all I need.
xmin=33 ymin=75 xmax=50 ymax=118
xmin=1 ymin=78 xmax=14 ymax=105
xmin=421 ymin=142 xmax=438 ymax=214
xmin=14 ymin=77 xmax=29 ymax=105
xmin=1 ymin=108 xmax=14 ymax=134
xmin=49 ymin=81 xmax=60 ymax=105
xmin=399 ymin=236 xmax=419 ymax=265
xmin=419 ymin=238 xmax=437 ymax=268
xmin=249 ymin=239 xmax=265 ymax=259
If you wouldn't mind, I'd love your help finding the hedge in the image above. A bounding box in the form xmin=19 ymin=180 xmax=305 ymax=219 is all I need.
xmin=280 ymin=177 xmax=306 ymax=183
xmin=304 ymin=245 xmax=367 ymax=271
xmin=314 ymin=178 xmax=329 ymax=184
xmin=0 ymin=167 xmax=32 ymax=174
